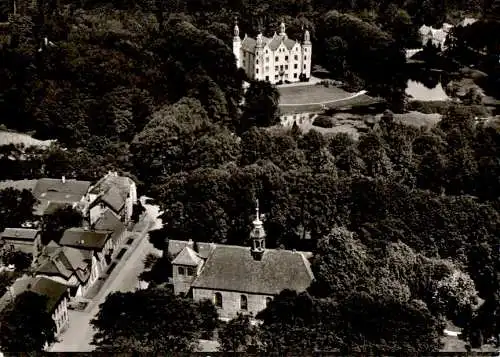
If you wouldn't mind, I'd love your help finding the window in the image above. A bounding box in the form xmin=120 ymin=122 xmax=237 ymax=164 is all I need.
xmin=294 ymin=73 xmax=298 ymax=78
xmin=256 ymin=59 xmax=259 ymax=65
xmin=294 ymin=55 xmax=298 ymax=61
xmin=304 ymin=56 xmax=307 ymax=60
xmin=266 ymin=297 xmax=272 ymax=307
xmin=265 ymin=76 xmax=269 ymax=81
xmin=266 ymin=57 xmax=269 ymax=63
xmin=275 ymin=66 xmax=278 ymax=71
xmin=304 ymin=64 xmax=306 ymax=69
xmin=285 ymin=65 xmax=288 ymax=70
xmin=274 ymin=75 xmax=278 ymax=79
xmin=265 ymin=49 xmax=268 ymax=54
xmin=305 ymin=48 xmax=308 ymax=52
xmin=280 ymin=65 xmax=284 ymax=70
xmin=285 ymin=74 xmax=288 ymax=79
xmin=242 ymin=60 xmax=246 ymax=67
xmin=294 ymin=64 xmax=298 ymax=69
xmin=285 ymin=56 xmax=288 ymax=61
xmin=256 ymin=68 xmax=259 ymax=74
xmin=265 ymin=66 xmax=269 ymax=72
xmin=275 ymin=56 xmax=278 ymax=62
xmin=240 ymin=295 xmax=248 ymax=310
xmin=187 ymin=267 xmax=195 ymax=276
xmin=214 ymin=293 xmax=223 ymax=308
xmin=178 ymin=266 xmax=185 ymax=275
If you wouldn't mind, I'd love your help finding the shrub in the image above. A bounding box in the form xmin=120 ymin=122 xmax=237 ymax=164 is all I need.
xmin=313 ymin=115 xmax=334 ymax=128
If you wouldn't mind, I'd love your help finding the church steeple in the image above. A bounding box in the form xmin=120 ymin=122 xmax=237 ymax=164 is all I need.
xmin=250 ymin=199 xmax=266 ymax=260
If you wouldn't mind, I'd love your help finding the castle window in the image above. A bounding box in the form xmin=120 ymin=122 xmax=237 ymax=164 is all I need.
xmin=256 ymin=68 xmax=259 ymax=74
xmin=285 ymin=74 xmax=288 ymax=79
xmin=214 ymin=292 xmax=223 ymax=308
xmin=275 ymin=66 xmax=278 ymax=71
xmin=266 ymin=57 xmax=269 ymax=63
xmin=256 ymin=59 xmax=259 ymax=65
xmin=240 ymin=295 xmax=248 ymax=310
xmin=304 ymin=56 xmax=307 ymax=60
xmin=265 ymin=49 xmax=268 ymax=54
xmin=266 ymin=297 xmax=272 ymax=307
xmin=274 ymin=75 xmax=278 ymax=79
xmin=294 ymin=64 xmax=298 ymax=69
xmin=305 ymin=48 xmax=308 ymax=52
xmin=294 ymin=73 xmax=298 ymax=78
xmin=178 ymin=266 xmax=185 ymax=275
xmin=285 ymin=65 xmax=288 ymax=70
xmin=187 ymin=267 xmax=195 ymax=276
xmin=266 ymin=76 xmax=269 ymax=81
xmin=275 ymin=56 xmax=278 ymax=62
xmin=294 ymin=55 xmax=298 ymax=61
xmin=265 ymin=66 xmax=269 ymax=72
xmin=285 ymin=56 xmax=288 ymax=61
xmin=304 ymin=64 xmax=306 ymax=69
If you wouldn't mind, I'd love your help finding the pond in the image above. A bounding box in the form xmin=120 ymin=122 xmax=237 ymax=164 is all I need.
xmin=406 ymin=79 xmax=450 ymax=101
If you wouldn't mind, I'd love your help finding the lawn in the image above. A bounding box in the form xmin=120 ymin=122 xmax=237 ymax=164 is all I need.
xmin=279 ymin=84 xmax=351 ymax=105
xmin=0 ymin=130 xmax=55 ymax=148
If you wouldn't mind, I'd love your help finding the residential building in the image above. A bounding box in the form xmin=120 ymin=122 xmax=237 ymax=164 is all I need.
xmin=35 ymin=241 xmax=99 ymax=298
xmin=0 ymin=228 xmax=42 ymax=258
xmin=87 ymin=171 xmax=137 ymax=225
xmin=233 ymin=21 xmax=312 ymax=84
xmin=0 ymin=276 xmax=70 ymax=336
xmin=0 ymin=177 xmax=92 ymax=217
xmin=59 ymin=228 xmax=113 ymax=273
xmin=92 ymin=208 xmax=128 ymax=249
xmin=168 ymin=202 xmax=314 ymax=320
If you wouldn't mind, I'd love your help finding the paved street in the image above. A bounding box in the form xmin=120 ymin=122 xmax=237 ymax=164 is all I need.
xmin=50 ymin=199 xmax=163 ymax=352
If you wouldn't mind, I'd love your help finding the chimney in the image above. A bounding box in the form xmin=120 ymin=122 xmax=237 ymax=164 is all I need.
xmin=61 ymin=176 xmax=66 ymax=184
xmin=292 ymin=249 xmax=296 ymax=253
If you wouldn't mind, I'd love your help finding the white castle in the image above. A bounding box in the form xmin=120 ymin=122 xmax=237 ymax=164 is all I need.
xmin=233 ymin=21 xmax=312 ymax=84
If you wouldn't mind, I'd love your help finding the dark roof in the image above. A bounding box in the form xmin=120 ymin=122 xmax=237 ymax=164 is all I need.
xmin=34 ymin=178 xmax=91 ymax=201
xmin=1 ymin=228 xmax=40 ymax=241
xmin=36 ymin=245 xmax=91 ymax=283
xmin=2 ymin=276 xmax=68 ymax=313
xmin=190 ymin=243 xmax=314 ymax=295
xmin=241 ymin=34 xmax=298 ymax=53
xmin=93 ymin=209 xmax=126 ymax=245
xmin=43 ymin=202 xmax=72 ymax=215
xmin=60 ymin=228 xmax=111 ymax=250
xmin=100 ymin=186 xmax=125 ymax=213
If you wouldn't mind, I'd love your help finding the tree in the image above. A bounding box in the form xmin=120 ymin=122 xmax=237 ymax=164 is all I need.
xmin=91 ymin=288 xmax=218 ymax=352
xmin=41 ymin=206 xmax=83 ymax=245
xmin=218 ymin=313 xmax=259 ymax=352
xmin=131 ymin=201 xmax=146 ymax=224
xmin=239 ymin=80 xmax=280 ymax=133
xmin=0 ymin=188 xmax=38 ymax=231
xmin=0 ymin=250 xmax=33 ymax=271
xmin=0 ymin=291 xmax=56 ymax=352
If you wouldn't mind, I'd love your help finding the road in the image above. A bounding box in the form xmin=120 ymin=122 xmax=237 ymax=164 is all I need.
xmin=50 ymin=200 xmax=163 ymax=352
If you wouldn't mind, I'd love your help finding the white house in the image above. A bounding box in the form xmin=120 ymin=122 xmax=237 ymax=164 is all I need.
xmin=233 ymin=22 xmax=312 ymax=84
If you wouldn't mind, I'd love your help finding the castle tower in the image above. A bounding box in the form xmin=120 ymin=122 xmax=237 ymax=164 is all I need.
xmin=233 ymin=19 xmax=241 ymax=68
xmin=302 ymin=29 xmax=312 ymax=80
xmin=254 ymin=32 xmax=264 ymax=80
xmin=250 ymin=199 xmax=266 ymax=261
xmin=279 ymin=22 xmax=286 ymax=37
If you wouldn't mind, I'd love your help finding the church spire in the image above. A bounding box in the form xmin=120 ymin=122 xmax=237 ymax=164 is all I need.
xmin=250 ymin=199 xmax=266 ymax=260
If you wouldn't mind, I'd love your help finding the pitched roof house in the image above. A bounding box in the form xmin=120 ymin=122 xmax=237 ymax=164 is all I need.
xmin=0 ymin=228 xmax=42 ymax=257
xmin=169 ymin=201 xmax=314 ymax=320
xmin=0 ymin=276 xmax=70 ymax=335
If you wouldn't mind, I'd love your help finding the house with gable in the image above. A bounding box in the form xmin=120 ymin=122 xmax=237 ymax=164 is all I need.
xmin=59 ymin=228 xmax=113 ymax=274
xmin=35 ymin=241 xmax=99 ymax=298
xmin=0 ymin=227 xmax=43 ymax=258
xmin=0 ymin=275 xmax=70 ymax=336
xmin=168 ymin=202 xmax=314 ymax=320
xmin=86 ymin=171 xmax=137 ymax=225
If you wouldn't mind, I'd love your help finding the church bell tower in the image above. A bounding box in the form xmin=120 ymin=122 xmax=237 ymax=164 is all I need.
xmin=250 ymin=199 xmax=266 ymax=261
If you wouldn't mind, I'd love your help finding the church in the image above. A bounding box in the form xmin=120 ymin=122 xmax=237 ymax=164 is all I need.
xmin=233 ymin=22 xmax=312 ymax=84
xmin=168 ymin=202 xmax=314 ymax=320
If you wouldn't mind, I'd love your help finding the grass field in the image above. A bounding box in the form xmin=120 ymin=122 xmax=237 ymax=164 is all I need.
xmin=279 ymin=94 xmax=381 ymax=115
xmin=279 ymin=84 xmax=351 ymax=105
xmin=0 ymin=131 xmax=55 ymax=148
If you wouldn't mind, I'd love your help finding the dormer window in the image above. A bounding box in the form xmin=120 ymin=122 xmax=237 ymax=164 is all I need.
xmin=187 ymin=267 xmax=195 ymax=276
xmin=178 ymin=266 xmax=185 ymax=275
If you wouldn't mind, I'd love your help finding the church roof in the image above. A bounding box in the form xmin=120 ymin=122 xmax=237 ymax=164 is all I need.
xmin=171 ymin=246 xmax=202 ymax=266
xmin=241 ymin=34 xmax=297 ymax=53
xmin=190 ymin=244 xmax=314 ymax=295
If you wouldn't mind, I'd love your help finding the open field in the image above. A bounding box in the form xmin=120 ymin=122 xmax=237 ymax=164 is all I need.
xmin=0 ymin=131 xmax=55 ymax=148
xmin=279 ymin=84 xmax=351 ymax=105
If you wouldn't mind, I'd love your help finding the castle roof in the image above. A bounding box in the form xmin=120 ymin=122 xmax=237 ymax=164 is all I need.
xmin=186 ymin=243 xmax=314 ymax=295
xmin=241 ymin=33 xmax=298 ymax=53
